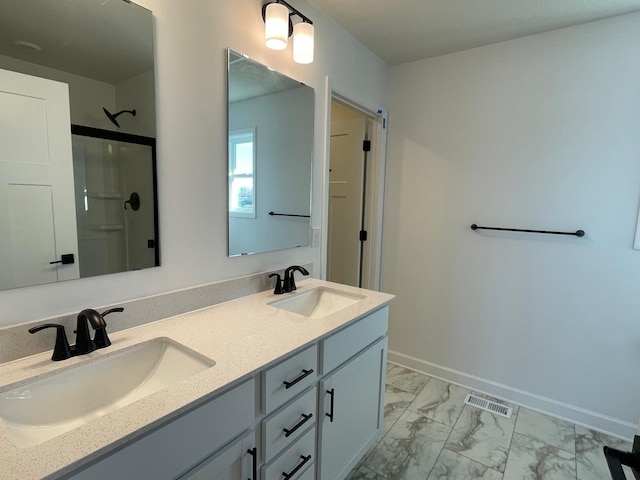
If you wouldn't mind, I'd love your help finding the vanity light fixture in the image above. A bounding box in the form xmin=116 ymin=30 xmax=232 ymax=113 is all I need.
xmin=262 ymin=0 xmax=314 ymax=64
xmin=293 ymin=21 xmax=314 ymax=64
xmin=264 ymin=2 xmax=289 ymax=50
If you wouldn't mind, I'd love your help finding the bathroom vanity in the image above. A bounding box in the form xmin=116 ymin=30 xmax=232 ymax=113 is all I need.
xmin=0 ymin=279 xmax=393 ymax=480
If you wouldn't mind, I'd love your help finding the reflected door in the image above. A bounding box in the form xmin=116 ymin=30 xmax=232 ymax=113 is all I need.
xmin=0 ymin=69 xmax=79 ymax=289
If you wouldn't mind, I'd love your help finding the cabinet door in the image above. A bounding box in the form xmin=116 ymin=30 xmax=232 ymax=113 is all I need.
xmin=181 ymin=431 xmax=256 ymax=480
xmin=318 ymin=337 xmax=386 ymax=480
xmin=68 ymin=378 xmax=255 ymax=480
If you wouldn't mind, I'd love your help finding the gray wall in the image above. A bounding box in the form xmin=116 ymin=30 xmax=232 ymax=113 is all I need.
xmin=0 ymin=0 xmax=389 ymax=326
xmin=384 ymin=13 xmax=640 ymax=437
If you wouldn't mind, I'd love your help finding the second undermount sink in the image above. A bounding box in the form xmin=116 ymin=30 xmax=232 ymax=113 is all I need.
xmin=0 ymin=337 xmax=215 ymax=448
xmin=269 ymin=287 xmax=365 ymax=319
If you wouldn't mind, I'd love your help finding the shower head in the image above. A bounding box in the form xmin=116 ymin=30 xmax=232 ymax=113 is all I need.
xmin=102 ymin=107 xmax=136 ymax=128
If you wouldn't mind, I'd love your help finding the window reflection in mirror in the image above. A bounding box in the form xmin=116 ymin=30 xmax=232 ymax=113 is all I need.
xmin=229 ymin=128 xmax=256 ymax=219
xmin=227 ymin=49 xmax=313 ymax=256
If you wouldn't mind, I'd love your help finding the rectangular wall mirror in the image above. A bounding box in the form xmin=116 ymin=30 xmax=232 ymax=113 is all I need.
xmin=227 ymin=49 xmax=313 ymax=256
xmin=0 ymin=0 xmax=157 ymax=291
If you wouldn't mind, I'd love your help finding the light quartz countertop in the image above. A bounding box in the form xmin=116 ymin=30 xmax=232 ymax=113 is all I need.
xmin=0 ymin=279 xmax=394 ymax=480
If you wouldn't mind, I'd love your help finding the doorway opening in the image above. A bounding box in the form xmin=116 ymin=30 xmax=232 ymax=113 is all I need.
xmin=325 ymin=96 xmax=386 ymax=290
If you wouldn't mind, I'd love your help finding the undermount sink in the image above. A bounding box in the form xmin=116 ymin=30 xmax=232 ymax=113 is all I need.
xmin=0 ymin=337 xmax=215 ymax=448
xmin=269 ymin=287 xmax=365 ymax=319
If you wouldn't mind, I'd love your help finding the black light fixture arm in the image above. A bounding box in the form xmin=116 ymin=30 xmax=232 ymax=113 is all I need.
xmin=262 ymin=0 xmax=313 ymax=28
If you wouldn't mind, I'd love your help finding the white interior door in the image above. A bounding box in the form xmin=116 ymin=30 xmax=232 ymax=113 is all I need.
xmin=0 ymin=69 xmax=79 ymax=289
xmin=327 ymin=118 xmax=366 ymax=287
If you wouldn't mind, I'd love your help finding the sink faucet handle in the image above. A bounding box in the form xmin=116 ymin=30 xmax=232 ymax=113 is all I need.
xmin=101 ymin=307 xmax=124 ymax=317
xmin=94 ymin=307 xmax=124 ymax=349
xmin=28 ymin=324 xmax=72 ymax=361
xmin=269 ymin=273 xmax=284 ymax=295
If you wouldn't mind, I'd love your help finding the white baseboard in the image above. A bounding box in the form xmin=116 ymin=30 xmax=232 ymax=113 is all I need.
xmin=387 ymin=349 xmax=636 ymax=440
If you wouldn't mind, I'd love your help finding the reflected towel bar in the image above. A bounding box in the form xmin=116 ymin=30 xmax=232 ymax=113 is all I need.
xmin=269 ymin=211 xmax=311 ymax=218
xmin=471 ymin=224 xmax=585 ymax=237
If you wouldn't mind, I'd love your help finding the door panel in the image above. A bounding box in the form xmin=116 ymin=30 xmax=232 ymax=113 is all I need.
xmin=3 ymin=185 xmax=57 ymax=289
xmin=0 ymin=69 xmax=78 ymax=288
xmin=328 ymin=118 xmax=366 ymax=287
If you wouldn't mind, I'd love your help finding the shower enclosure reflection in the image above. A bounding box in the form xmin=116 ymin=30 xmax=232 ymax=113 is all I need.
xmin=72 ymin=126 xmax=158 ymax=278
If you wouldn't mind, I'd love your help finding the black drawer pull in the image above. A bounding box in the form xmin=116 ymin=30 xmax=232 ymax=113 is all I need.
xmin=283 ymin=369 xmax=313 ymax=389
xmin=283 ymin=413 xmax=313 ymax=438
xmin=326 ymin=388 xmax=335 ymax=422
xmin=282 ymin=454 xmax=312 ymax=479
xmin=247 ymin=447 xmax=257 ymax=480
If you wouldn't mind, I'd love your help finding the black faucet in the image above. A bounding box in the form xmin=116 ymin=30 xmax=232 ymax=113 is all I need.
xmin=29 ymin=307 xmax=124 ymax=361
xmin=283 ymin=265 xmax=309 ymax=293
xmin=74 ymin=309 xmax=106 ymax=355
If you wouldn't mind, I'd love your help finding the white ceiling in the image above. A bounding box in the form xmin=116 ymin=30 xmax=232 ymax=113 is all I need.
xmin=228 ymin=50 xmax=305 ymax=103
xmin=309 ymin=0 xmax=640 ymax=65
xmin=0 ymin=0 xmax=153 ymax=84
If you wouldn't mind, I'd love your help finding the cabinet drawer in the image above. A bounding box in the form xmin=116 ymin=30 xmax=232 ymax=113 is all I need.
xmin=321 ymin=306 xmax=388 ymax=374
xmin=69 ymin=378 xmax=256 ymax=480
xmin=262 ymin=427 xmax=315 ymax=480
xmin=262 ymin=344 xmax=317 ymax=413
xmin=262 ymin=386 xmax=317 ymax=461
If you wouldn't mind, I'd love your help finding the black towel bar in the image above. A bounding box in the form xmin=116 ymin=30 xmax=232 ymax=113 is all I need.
xmin=269 ymin=211 xmax=311 ymax=218
xmin=470 ymin=224 xmax=585 ymax=237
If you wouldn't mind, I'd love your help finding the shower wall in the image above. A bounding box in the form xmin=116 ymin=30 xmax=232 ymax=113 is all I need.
xmin=72 ymin=135 xmax=155 ymax=278
xmin=119 ymin=142 xmax=156 ymax=271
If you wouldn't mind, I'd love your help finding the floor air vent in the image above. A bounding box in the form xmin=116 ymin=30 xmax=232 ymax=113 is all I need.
xmin=464 ymin=394 xmax=513 ymax=419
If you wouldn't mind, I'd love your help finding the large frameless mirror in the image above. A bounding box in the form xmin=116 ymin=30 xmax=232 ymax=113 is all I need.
xmin=0 ymin=0 xmax=157 ymax=290
xmin=227 ymin=49 xmax=313 ymax=256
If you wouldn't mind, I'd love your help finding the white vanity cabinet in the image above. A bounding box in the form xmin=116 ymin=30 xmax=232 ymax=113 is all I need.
xmin=317 ymin=308 xmax=388 ymax=480
xmin=64 ymin=306 xmax=389 ymax=480
xmin=66 ymin=378 xmax=256 ymax=480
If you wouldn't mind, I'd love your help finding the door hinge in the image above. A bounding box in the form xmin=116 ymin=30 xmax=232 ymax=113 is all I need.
xmin=363 ymin=140 xmax=371 ymax=152
xmin=359 ymin=230 xmax=368 ymax=241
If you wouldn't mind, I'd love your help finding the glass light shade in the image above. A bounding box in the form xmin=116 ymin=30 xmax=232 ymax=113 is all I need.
xmin=265 ymin=3 xmax=289 ymax=50
xmin=293 ymin=22 xmax=314 ymax=64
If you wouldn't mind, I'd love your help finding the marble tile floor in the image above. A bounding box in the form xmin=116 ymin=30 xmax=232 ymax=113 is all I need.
xmin=347 ymin=364 xmax=635 ymax=480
